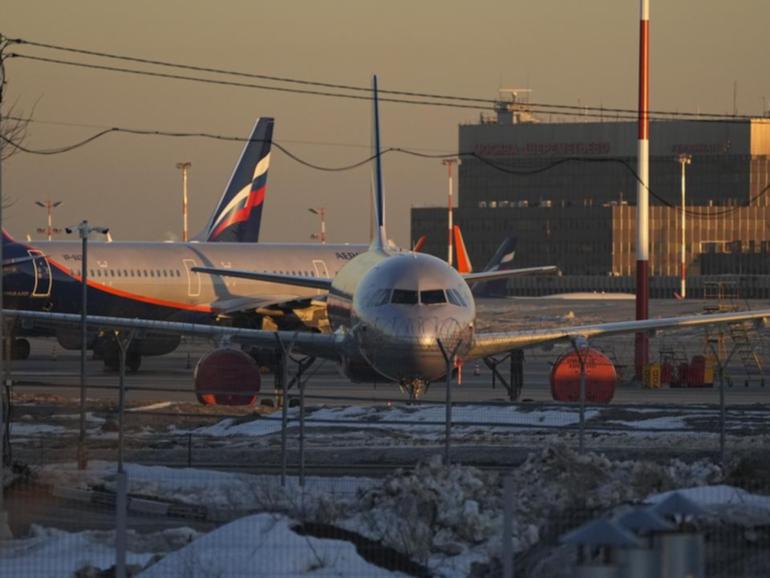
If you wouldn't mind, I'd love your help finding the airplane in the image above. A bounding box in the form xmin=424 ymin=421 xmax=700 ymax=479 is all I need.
xmin=2 ymin=117 xmax=369 ymax=369
xmin=6 ymin=75 xmax=770 ymax=400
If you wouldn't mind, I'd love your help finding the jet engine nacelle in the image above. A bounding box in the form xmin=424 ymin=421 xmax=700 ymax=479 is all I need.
xmin=194 ymin=348 xmax=260 ymax=405
xmin=550 ymin=348 xmax=616 ymax=403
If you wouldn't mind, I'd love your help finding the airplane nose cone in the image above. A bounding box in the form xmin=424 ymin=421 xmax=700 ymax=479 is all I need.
xmin=357 ymin=309 xmax=472 ymax=382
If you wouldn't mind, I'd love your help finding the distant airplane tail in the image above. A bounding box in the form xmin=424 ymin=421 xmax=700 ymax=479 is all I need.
xmin=453 ymin=225 xmax=473 ymax=274
xmin=472 ymin=235 xmax=518 ymax=298
xmin=2 ymin=228 xmax=31 ymax=265
xmin=201 ymin=117 xmax=274 ymax=243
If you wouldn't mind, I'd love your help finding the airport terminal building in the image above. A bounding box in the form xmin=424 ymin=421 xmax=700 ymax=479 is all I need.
xmin=412 ymin=106 xmax=770 ymax=289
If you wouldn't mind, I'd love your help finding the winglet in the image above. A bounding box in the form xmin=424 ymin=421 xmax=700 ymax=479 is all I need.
xmin=201 ymin=117 xmax=274 ymax=243
xmin=370 ymin=75 xmax=387 ymax=252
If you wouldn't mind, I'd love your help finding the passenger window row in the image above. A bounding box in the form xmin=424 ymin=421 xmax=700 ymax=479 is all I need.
xmin=85 ymin=269 xmax=183 ymax=278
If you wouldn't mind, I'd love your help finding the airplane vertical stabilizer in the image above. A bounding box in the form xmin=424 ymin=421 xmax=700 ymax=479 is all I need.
xmin=202 ymin=117 xmax=274 ymax=243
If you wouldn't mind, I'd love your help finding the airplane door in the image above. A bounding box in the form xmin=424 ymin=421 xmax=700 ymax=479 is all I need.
xmin=182 ymin=259 xmax=201 ymax=297
xmin=312 ymin=260 xmax=329 ymax=295
xmin=28 ymin=250 xmax=52 ymax=297
xmin=312 ymin=260 xmax=329 ymax=278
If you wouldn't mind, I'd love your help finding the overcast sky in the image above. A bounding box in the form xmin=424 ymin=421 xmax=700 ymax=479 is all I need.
xmin=3 ymin=0 xmax=769 ymax=246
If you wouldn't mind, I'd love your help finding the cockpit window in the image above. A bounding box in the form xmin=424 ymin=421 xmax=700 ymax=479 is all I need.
xmin=391 ymin=289 xmax=418 ymax=305
xmin=367 ymin=289 xmax=391 ymax=307
xmin=446 ymin=288 xmax=467 ymax=307
xmin=420 ymin=289 xmax=447 ymax=305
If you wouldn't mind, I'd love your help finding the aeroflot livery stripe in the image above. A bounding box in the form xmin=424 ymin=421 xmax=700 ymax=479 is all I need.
xmin=209 ymin=153 xmax=270 ymax=240
xmin=46 ymin=258 xmax=217 ymax=314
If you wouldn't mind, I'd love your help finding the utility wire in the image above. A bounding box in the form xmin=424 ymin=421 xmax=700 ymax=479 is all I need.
xmin=7 ymin=35 xmax=758 ymax=122
xmin=3 ymin=124 xmax=768 ymax=215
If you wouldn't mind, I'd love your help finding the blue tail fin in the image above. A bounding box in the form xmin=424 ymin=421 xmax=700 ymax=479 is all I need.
xmin=202 ymin=117 xmax=274 ymax=243
xmin=2 ymin=228 xmax=30 ymax=265
xmin=472 ymin=236 xmax=518 ymax=298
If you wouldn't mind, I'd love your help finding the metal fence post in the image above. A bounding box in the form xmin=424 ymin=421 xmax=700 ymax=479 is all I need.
xmin=571 ymin=338 xmax=588 ymax=454
xmin=502 ymin=474 xmax=514 ymax=578
xmin=719 ymin=364 xmax=726 ymax=466
xmin=298 ymin=359 xmax=306 ymax=488
xmin=115 ymin=470 xmax=128 ymax=578
xmin=114 ymin=331 xmax=132 ymax=578
xmin=437 ymin=339 xmax=462 ymax=465
xmin=280 ymin=347 xmax=288 ymax=488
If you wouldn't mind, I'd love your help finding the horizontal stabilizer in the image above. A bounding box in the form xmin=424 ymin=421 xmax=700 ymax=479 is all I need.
xmin=463 ymin=265 xmax=560 ymax=284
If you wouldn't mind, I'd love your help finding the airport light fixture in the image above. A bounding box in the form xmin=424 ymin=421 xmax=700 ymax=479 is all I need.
xmin=308 ymin=207 xmax=326 ymax=244
xmin=677 ymin=154 xmax=692 ymax=299
xmin=34 ymin=199 xmax=63 ymax=240
xmin=176 ymin=162 xmax=191 ymax=242
xmin=66 ymin=220 xmax=109 ymax=470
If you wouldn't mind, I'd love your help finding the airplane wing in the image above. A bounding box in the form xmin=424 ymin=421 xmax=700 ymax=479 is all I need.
xmin=192 ymin=266 xmax=332 ymax=290
xmin=468 ymin=308 xmax=770 ymax=358
xmin=211 ymin=294 xmax=316 ymax=315
xmin=463 ymin=265 xmax=560 ymax=284
xmin=5 ymin=309 xmax=343 ymax=360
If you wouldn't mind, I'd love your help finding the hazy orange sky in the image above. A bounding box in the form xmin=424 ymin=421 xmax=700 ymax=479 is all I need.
xmin=3 ymin=0 xmax=769 ymax=246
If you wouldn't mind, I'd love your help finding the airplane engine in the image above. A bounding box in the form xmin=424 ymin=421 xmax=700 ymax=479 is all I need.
xmin=550 ymin=349 xmax=616 ymax=403
xmin=194 ymin=348 xmax=260 ymax=405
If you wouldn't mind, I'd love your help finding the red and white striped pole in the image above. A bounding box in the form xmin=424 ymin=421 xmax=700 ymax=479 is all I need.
xmin=442 ymin=158 xmax=457 ymax=267
xmin=635 ymin=0 xmax=651 ymax=379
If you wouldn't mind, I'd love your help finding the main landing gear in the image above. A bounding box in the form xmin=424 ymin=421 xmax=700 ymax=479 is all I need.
xmin=2 ymin=338 xmax=31 ymax=361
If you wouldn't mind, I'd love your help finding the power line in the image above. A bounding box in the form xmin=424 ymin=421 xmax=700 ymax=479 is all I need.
xmin=3 ymin=122 xmax=768 ymax=213
xmin=13 ymin=52 xmax=758 ymax=125
xmin=7 ymin=35 xmax=757 ymax=122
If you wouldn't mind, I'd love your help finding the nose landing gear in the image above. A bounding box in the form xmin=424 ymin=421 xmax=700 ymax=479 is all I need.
xmin=399 ymin=378 xmax=429 ymax=401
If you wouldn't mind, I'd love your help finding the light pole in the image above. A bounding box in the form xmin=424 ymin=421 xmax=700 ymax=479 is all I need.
xmin=34 ymin=199 xmax=63 ymax=240
xmin=66 ymin=220 xmax=109 ymax=470
xmin=176 ymin=162 xmax=191 ymax=242
xmin=677 ymin=154 xmax=692 ymax=298
xmin=442 ymin=159 xmax=459 ymax=266
xmin=308 ymin=207 xmax=326 ymax=244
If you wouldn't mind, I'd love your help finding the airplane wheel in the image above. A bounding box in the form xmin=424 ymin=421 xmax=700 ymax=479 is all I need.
xmin=12 ymin=339 xmax=31 ymax=360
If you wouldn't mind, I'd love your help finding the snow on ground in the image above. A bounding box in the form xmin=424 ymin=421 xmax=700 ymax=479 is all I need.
xmin=138 ymin=513 xmax=411 ymax=578
xmin=36 ymin=461 xmax=375 ymax=513
xmin=0 ymin=525 xmax=163 ymax=578
xmin=9 ymin=422 xmax=68 ymax=436
xmin=192 ymin=405 xmax=603 ymax=440
xmin=19 ymin=445 xmax=770 ymax=578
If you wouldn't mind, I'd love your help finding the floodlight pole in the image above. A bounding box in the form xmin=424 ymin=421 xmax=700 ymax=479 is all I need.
xmin=67 ymin=220 xmax=109 ymax=470
xmin=442 ymin=159 xmax=458 ymax=266
xmin=34 ymin=199 xmax=63 ymax=240
xmin=677 ymin=154 xmax=692 ymax=298
xmin=176 ymin=162 xmax=191 ymax=242
xmin=308 ymin=207 xmax=326 ymax=244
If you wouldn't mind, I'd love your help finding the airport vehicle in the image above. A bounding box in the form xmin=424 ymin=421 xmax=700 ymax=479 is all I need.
xmin=3 ymin=117 xmax=368 ymax=368
xmin=7 ymin=76 xmax=770 ymax=398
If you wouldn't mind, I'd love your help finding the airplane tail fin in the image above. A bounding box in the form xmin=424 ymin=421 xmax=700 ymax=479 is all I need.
xmin=453 ymin=225 xmax=473 ymax=274
xmin=472 ymin=236 xmax=518 ymax=298
xmin=2 ymin=228 xmax=29 ymax=263
xmin=201 ymin=117 xmax=274 ymax=243
xmin=370 ymin=75 xmax=387 ymax=252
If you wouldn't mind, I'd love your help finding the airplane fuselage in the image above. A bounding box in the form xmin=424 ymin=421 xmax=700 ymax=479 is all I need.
xmin=5 ymin=239 xmax=366 ymax=325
